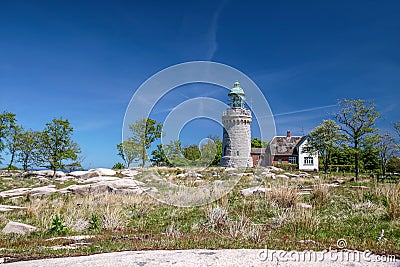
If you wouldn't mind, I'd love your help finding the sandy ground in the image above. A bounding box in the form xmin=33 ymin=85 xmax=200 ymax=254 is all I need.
xmin=2 ymin=249 xmax=399 ymax=267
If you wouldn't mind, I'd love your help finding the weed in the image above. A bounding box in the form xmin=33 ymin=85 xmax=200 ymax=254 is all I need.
xmin=48 ymin=214 xmax=69 ymax=236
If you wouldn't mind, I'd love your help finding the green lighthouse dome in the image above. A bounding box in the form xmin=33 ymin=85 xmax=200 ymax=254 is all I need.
xmin=228 ymin=81 xmax=245 ymax=108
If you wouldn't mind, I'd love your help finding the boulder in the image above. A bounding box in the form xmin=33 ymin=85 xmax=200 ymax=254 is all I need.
xmin=59 ymin=184 xmax=111 ymax=195
xmin=275 ymin=174 xmax=289 ymax=179
xmin=0 ymin=188 xmax=31 ymax=198
xmin=0 ymin=205 xmax=27 ymax=212
xmin=121 ymin=169 xmax=139 ymax=177
xmin=1 ymin=221 xmax=38 ymax=235
xmin=55 ymin=176 xmax=77 ymax=182
xmin=70 ymin=170 xmax=101 ymax=179
xmin=99 ymin=178 xmax=145 ymax=188
xmin=240 ymin=186 xmax=270 ymax=197
xmin=29 ymin=185 xmax=58 ymax=196
xmin=33 ymin=170 xmax=65 ymax=177
xmin=82 ymin=176 xmax=120 ymax=184
xmin=91 ymin=168 xmax=116 ymax=176
xmin=264 ymin=173 xmax=276 ymax=179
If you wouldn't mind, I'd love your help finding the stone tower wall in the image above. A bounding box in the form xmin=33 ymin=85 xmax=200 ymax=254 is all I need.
xmin=220 ymin=108 xmax=253 ymax=167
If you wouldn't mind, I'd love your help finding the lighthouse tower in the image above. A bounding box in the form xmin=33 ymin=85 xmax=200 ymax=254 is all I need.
xmin=220 ymin=81 xmax=253 ymax=167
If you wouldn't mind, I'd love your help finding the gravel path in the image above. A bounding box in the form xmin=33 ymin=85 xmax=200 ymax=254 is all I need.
xmin=3 ymin=249 xmax=399 ymax=267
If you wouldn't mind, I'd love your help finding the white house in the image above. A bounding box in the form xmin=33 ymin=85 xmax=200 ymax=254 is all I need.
xmin=297 ymin=137 xmax=319 ymax=171
xmin=261 ymin=131 xmax=319 ymax=171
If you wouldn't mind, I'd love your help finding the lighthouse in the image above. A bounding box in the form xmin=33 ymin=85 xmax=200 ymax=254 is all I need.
xmin=220 ymin=81 xmax=253 ymax=167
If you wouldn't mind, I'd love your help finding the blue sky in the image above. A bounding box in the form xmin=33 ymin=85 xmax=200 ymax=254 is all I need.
xmin=0 ymin=0 xmax=399 ymax=168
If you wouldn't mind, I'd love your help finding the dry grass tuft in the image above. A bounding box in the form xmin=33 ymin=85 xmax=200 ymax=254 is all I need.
xmin=267 ymin=186 xmax=299 ymax=208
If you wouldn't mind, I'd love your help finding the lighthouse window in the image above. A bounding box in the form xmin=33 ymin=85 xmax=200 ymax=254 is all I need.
xmin=237 ymin=151 xmax=239 ymax=156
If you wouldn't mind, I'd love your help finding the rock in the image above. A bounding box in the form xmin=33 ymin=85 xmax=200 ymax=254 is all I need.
xmin=267 ymin=166 xmax=284 ymax=172
xmin=120 ymin=169 xmax=139 ymax=177
xmin=0 ymin=205 xmax=27 ymax=212
xmin=0 ymin=188 xmax=31 ymax=198
xmin=82 ymin=176 xmax=120 ymax=184
xmin=55 ymin=176 xmax=77 ymax=182
xmin=177 ymin=173 xmax=186 ymax=178
xmin=70 ymin=170 xmax=101 ymax=179
xmin=38 ymin=177 xmax=51 ymax=184
xmin=275 ymin=174 xmax=289 ymax=179
xmin=240 ymin=186 xmax=270 ymax=197
xmin=59 ymin=184 xmax=111 ymax=195
xmin=264 ymin=173 xmax=275 ymax=179
xmin=99 ymin=178 xmax=145 ymax=188
xmin=313 ymin=175 xmax=320 ymax=179
xmin=297 ymin=203 xmax=312 ymax=209
xmin=108 ymin=187 xmax=147 ymax=195
xmin=1 ymin=221 xmax=38 ymax=235
xmin=29 ymin=185 xmax=58 ymax=196
xmin=33 ymin=170 xmax=65 ymax=177
xmin=91 ymin=168 xmax=116 ymax=176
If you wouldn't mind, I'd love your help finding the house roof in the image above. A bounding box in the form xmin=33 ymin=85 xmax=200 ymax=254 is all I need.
xmin=268 ymin=136 xmax=303 ymax=156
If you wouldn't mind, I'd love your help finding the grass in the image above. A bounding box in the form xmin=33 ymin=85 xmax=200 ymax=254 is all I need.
xmin=0 ymin=168 xmax=399 ymax=263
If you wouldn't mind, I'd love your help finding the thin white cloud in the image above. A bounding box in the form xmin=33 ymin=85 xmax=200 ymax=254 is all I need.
xmin=274 ymin=104 xmax=337 ymax=117
xmin=206 ymin=0 xmax=227 ymax=60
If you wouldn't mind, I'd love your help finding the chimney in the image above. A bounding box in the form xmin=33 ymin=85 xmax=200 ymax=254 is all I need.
xmin=287 ymin=130 xmax=291 ymax=138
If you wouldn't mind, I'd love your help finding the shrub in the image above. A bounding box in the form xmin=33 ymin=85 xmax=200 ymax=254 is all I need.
xmin=49 ymin=214 xmax=69 ymax=235
xmin=89 ymin=214 xmax=100 ymax=231
xmin=112 ymin=162 xmax=125 ymax=170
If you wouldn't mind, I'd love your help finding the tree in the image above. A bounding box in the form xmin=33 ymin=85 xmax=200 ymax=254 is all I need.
xmin=375 ymin=132 xmax=398 ymax=176
xmin=151 ymin=144 xmax=170 ymax=166
xmin=306 ymin=120 xmax=342 ymax=174
xmin=334 ymin=99 xmax=380 ymax=180
xmin=5 ymin=124 xmax=23 ymax=172
xmin=251 ymin=138 xmax=268 ymax=148
xmin=126 ymin=118 xmax=162 ymax=167
xmin=117 ymin=141 xmax=139 ymax=168
xmin=16 ymin=130 xmax=39 ymax=171
xmin=183 ymin=145 xmax=201 ymax=161
xmin=209 ymin=135 xmax=223 ymax=166
xmin=387 ymin=156 xmax=400 ymax=173
xmin=0 ymin=111 xmax=16 ymax=163
xmin=37 ymin=118 xmax=81 ymax=177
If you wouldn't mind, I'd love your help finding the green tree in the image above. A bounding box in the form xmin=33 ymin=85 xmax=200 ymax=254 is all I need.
xmin=183 ymin=145 xmax=201 ymax=161
xmin=334 ymin=99 xmax=380 ymax=180
xmin=37 ymin=118 xmax=81 ymax=177
xmin=387 ymin=156 xmax=400 ymax=173
xmin=150 ymin=144 xmax=170 ymax=166
xmin=306 ymin=120 xmax=342 ymax=174
xmin=5 ymin=124 xmax=23 ymax=172
xmin=127 ymin=118 xmax=162 ymax=167
xmin=164 ymin=140 xmax=187 ymax=166
xmin=375 ymin=132 xmax=398 ymax=176
xmin=117 ymin=141 xmax=139 ymax=168
xmin=17 ymin=129 xmax=40 ymax=171
xmin=251 ymin=138 xmax=268 ymax=148
xmin=0 ymin=111 xmax=16 ymax=163
xmin=209 ymin=135 xmax=223 ymax=166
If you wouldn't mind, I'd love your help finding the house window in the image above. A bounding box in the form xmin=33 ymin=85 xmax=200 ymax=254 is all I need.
xmin=289 ymin=156 xmax=297 ymax=164
xmin=278 ymin=159 xmax=282 ymax=164
xmin=304 ymin=157 xmax=313 ymax=165
xmin=237 ymin=151 xmax=240 ymax=156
